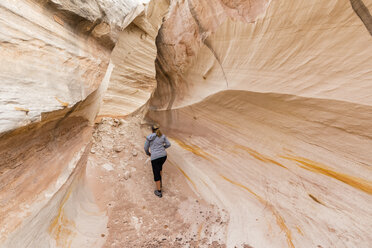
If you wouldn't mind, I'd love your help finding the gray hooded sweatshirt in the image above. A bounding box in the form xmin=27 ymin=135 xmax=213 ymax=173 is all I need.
xmin=144 ymin=133 xmax=171 ymax=160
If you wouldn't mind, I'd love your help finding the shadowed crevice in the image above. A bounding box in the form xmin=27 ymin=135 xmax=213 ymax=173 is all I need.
xmin=308 ymin=194 xmax=325 ymax=206
xmin=154 ymin=29 xmax=176 ymax=111
xmin=350 ymin=0 xmax=372 ymax=36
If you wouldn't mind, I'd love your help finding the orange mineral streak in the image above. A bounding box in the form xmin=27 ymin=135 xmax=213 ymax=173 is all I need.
xmin=296 ymin=226 xmax=304 ymax=236
xmin=220 ymin=175 xmax=295 ymax=248
xmin=220 ymin=175 xmax=263 ymax=201
xmin=273 ymin=212 xmax=295 ymax=248
xmin=53 ymin=15 xmax=65 ymax=26
xmin=172 ymin=138 xmax=216 ymax=161
xmin=234 ymin=145 xmax=288 ymax=169
xmin=170 ymin=161 xmax=198 ymax=190
xmin=55 ymin=97 xmax=69 ymax=107
xmin=14 ymin=106 xmax=29 ymax=113
xmin=48 ymin=188 xmax=76 ymax=248
xmin=197 ymin=223 xmax=204 ymax=245
xmin=208 ymin=115 xmax=239 ymax=129
xmin=281 ymin=155 xmax=372 ymax=195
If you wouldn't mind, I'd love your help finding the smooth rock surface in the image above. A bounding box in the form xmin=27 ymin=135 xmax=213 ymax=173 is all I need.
xmin=146 ymin=0 xmax=372 ymax=247
xmin=0 ymin=0 xmax=154 ymax=247
xmin=98 ymin=0 xmax=169 ymax=117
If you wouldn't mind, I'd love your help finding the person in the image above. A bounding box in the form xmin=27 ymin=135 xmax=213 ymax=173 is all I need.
xmin=144 ymin=125 xmax=171 ymax=198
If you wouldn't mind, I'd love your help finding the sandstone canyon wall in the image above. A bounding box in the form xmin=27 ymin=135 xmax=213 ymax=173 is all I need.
xmin=0 ymin=0 xmax=371 ymax=247
xmin=147 ymin=0 xmax=372 ymax=247
xmin=99 ymin=0 xmax=169 ymax=117
xmin=0 ymin=0 xmax=165 ymax=247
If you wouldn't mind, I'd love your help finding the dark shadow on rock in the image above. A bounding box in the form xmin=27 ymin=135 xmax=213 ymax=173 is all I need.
xmin=350 ymin=0 xmax=372 ymax=36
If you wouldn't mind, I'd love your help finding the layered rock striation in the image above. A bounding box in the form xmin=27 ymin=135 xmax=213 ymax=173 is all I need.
xmin=146 ymin=0 xmax=372 ymax=247
xmin=99 ymin=0 xmax=169 ymax=117
xmin=1 ymin=0 xmax=372 ymax=247
xmin=0 ymin=0 xmax=165 ymax=246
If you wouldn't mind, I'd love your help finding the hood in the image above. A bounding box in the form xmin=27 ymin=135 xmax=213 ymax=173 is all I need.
xmin=146 ymin=133 xmax=157 ymax=141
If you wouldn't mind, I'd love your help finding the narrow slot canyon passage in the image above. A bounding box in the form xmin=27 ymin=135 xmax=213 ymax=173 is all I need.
xmin=0 ymin=0 xmax=371 ymax=248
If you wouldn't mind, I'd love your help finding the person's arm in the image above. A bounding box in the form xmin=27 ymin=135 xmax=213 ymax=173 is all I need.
xmin=144 ymin=138 xmax=151 ymax=156
xmin=164 ymin=136 xmax=171 ymax=149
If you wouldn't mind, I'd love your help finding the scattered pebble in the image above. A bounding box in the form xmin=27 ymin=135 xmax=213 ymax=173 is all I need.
xmin=124 ymin=171 xmax=131 ymax=180
xmin=88 ymin=116 xmax=228 ymax=247
xmin=114 ymin=145 xmax=124 ymax=152
xmin=120 ymin=161 xmax=128 ymax=168
xmin=103 ymin=163 xmax=114 ymax=171
xmin=132 ymin=150 xmax=138 ymax=157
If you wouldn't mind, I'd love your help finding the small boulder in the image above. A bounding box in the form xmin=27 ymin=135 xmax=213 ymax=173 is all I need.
xmin=119 ymin=119 xmax=126 ymax=125
xmin=102 ymin=163 xmax=114 ymax=171
xmin=124 ymin=171 xmax=131 ymax=180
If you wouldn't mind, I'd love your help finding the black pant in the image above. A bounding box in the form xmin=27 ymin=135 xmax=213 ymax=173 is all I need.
xmin=151 ymin=156 xmax=167 ymax=181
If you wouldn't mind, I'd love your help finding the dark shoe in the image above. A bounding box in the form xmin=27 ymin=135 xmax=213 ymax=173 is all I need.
xmin=154 ymin=190 xmax=162 ymax=198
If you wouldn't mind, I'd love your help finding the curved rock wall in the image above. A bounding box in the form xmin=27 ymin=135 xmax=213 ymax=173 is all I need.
xmin=151 ymin=0 xmax=372 ymax=110
xmin=0 ymin=0 xmax=155 ymax=247
xmin=148 ymin=90 xmax=372 ymax=247
xmin=1 ymin=0 xmax=371 ymax=247
xmin=146 ymin=0 xmax=372 ymax=247
xmin=99 ymin=0 xmax=169 ymax=117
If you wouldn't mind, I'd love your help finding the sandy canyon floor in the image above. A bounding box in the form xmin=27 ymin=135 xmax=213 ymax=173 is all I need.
xmin=86 ymin=115 xmax=233 ymax=248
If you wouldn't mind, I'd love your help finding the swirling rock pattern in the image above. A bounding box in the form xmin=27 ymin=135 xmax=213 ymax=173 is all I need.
xmin=1 ymin=0 xmax=371 ymax=247
xmin=147 ymin=0 xmax=372 ymax=247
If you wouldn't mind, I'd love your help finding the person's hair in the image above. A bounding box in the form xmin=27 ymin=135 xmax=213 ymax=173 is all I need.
xmin=152 ymin=125 xmax=162 ymax=137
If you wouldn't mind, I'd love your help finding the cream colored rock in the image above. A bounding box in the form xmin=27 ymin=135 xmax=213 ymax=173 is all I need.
xmin=0 ymin=1 xmax=109 ymax=133
xmin=0 ymin=0 xmax=153 ymax=134
xmin=151 ymin=0 xmax=372 ymax=110
xmin=113 ymin=145 xmax=125 ymax=152
xmin=146 ymin=0 xmax=372 ymax=247
xmin=102 ymin=163 xmax=114 ymax=171
xmin=50 ymin=0 xmax=150 ymax=27
xmin=0 ymin=60 xmax=115 ymax=247
xmin=0 ymin=0 xmax=157 ymax=247
xmin=99 ymin=0 xmax=169 ymax=117
xmin=148 ymin=90 xmax=372 ymax=247
xmin=123 ymin=170 xmax=131 ymax=180
xmin=132 ymin=150 xmax=138 ymax=157
xmin=1 ymin=0 xmax=372 ymax=247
